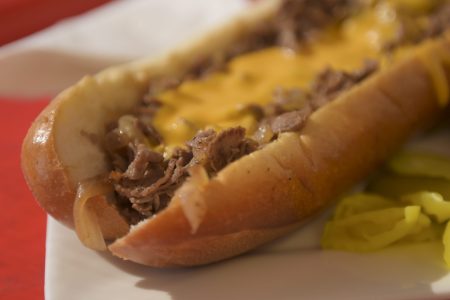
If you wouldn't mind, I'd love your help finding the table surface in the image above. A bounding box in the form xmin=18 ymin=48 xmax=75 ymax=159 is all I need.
xmin=3 ymin=1 xmax=450 ymax=299
xmin=0 ymin=2 xmax=115 ymax=297
xmin=0 ymin=98 xmax=49 ymax=300
xmin=0 ymin=0 xmax=114 ymax=46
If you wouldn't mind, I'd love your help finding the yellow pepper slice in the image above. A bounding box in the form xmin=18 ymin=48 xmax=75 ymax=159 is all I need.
xmin=333 ymin=193 xmax=398 ymax=219
xmin=322 ymin=201 xmax=431 ymax=252
xmin=402 ymin=191 xmax=450 ymax=223
xmin=400 ymin=223 xmax=443 ymax=243
xmin=323 ymin=150 xmax=450 ymax=266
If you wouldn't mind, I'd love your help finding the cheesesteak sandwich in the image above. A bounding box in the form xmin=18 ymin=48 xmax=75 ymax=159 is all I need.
xmin=22 ymin=0 xmax=450 ymax=267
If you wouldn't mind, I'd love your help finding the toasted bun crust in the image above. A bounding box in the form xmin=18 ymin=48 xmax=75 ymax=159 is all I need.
xmin=21 ymin=0 xmax=279 ymax=234
xmin=22 ymin=0 xmax=450 ymax=266
xmin=109 ymin=41 xmax=450 ymax=266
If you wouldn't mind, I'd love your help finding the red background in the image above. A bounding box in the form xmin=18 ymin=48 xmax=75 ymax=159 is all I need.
xmin=0 ymin=0 xmax=115 ymax=299
xmin=0 ymin=0 xmax=114 ymax=46
xmin=0 ymin=99 xmax=49 ymax=299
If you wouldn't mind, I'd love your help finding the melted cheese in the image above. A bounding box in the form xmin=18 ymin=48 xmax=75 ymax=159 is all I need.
xmin=152 ymin=0 xmax=447 ymax=148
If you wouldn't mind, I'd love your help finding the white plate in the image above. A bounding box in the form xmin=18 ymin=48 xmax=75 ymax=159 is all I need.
xmin=45 ymin=210 xmax=450 ymax=300
xmin=39 ymin=0 xmax=450 ymax=297
xmin=45 ymin=129 xmax=450 ymax=300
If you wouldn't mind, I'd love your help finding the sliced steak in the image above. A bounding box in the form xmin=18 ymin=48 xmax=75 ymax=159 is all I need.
xmin=276 ymin=0 xmax=357 ymax=49
xmin=112 ymin=145 xmax=191 ymax=218
xmin=207 ymin=127 xmax=257 ymax=172
xmin=310 ymin=59 xmax=379 ymax=109
xmin=271 ymin=106 xmax=313 ymax=133
xmin=425 ymin=3 xmax=450 ymax=38
xmin=188 ymin=127 xmax=258 ymax=173
xmin=123 ymin=143 xmax=164 ymax=180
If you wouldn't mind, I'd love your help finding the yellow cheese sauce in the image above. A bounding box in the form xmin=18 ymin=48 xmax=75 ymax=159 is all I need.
xmin=152 ymin=0 xmax=444 ymax=148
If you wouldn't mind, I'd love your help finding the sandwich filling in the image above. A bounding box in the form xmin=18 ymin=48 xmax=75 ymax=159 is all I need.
xmin=103 ymin=0 xmax=450 ymax=224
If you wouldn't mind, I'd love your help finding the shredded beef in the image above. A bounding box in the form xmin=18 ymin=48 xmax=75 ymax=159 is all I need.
xmin=271 ymin=106 xmax=313 ymax=133
xmin=123 ymin=144 xmax=164 ymax=180
xmin=104 ymin=0 xmax=449 ymax=224
xmin=135 ymin=96 xmax=162 ymax=117
xmin=187 ymin=127 xmax=258 ymax=173
xmin=384 ymin=3 xmax=450 ymax=51
xmin=203 ymin=127 xmax=257 ymax=172
xmin=105 ymin=129 xmax=129 ymax=151
xmin=104 ymin=129 xmax=131 ymax=172
xmin=275 ymin=0 xmax=356 ymax=49
xmin=241 ymin=104 xmax=265 ymax=121
xmin=108 ymin=125 xmax=257 ymax=221
xmin=187 ymin=53 xmax=232 ymax=79
xmin=105 ymin=0 xmax=386 ymax=223
xmin=137 ymin=118 xmax=163 ymax=145
xmin=250 ymin=59 xmax=379 ymax=137
xmin=186 ymin=128 xmax=217 ymax=166
xmin=110 ymin=57 xmax=379 ymax=221
xmin=310 ymin=59 xmax=378 ymax=109
xmin=425 ymin=3 xmax=450 ymax=39
xmin=111 ymin=145 xmax=191 ymax=219
xmin=266 ymin=87 xmax=310 ymax=116
xmin=352 ymin=59 xmax=379 ymax=80
xmin=170 ymin=0 xmax=358 ymax=79
xmin=107 ymin=58 xmax=379 ymax=223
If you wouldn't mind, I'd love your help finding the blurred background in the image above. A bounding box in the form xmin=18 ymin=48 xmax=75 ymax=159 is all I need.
xmin=0 ymin=2 xmax=114 ymax=299
xmin=0 ymin=0 xmax=113 ymax=46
